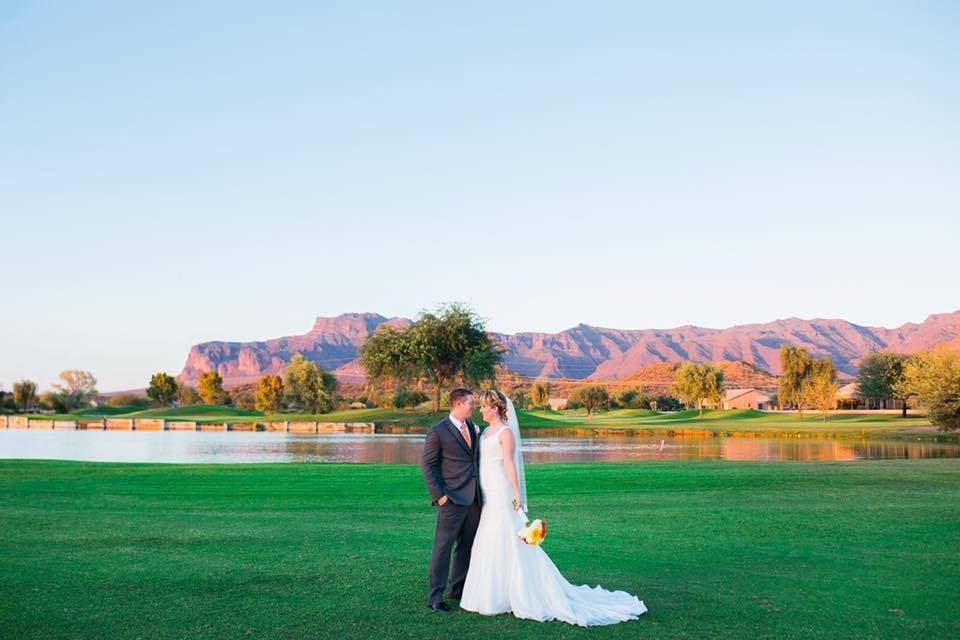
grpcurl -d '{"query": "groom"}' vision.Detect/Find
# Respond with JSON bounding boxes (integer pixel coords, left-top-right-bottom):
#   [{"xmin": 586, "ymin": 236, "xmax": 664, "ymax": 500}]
[{"xmin": 420, "ymin": 388, "xmax": 482, "ymax": 613}]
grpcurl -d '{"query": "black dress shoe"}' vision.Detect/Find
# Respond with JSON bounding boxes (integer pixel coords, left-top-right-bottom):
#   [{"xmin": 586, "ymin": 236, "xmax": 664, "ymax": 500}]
[{"xmin": 428, "ymin": 601, "xmax": 451, "ymax": 613}]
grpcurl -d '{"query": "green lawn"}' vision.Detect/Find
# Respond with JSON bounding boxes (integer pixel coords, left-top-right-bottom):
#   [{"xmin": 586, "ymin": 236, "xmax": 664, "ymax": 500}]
[
  {"xmin": 1, "ymin": 460, "xmax": 957, "ymax": 639},
  {"xmin": 15, "ymin": 405, "xmax": 950, "ymax": 439},
  {"xmin": 516, "ymin": 408, "xmax": 946, "ymax": 438}
]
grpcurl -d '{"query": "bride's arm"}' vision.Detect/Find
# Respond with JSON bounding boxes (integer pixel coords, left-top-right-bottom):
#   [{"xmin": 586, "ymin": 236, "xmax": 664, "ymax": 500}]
[{"xmin": 499, "ymin": 429, "xmax": 522, "ymax": 509}]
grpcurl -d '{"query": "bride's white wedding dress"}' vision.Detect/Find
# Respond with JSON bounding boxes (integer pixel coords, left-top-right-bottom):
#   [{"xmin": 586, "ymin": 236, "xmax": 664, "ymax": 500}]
[{"xmin": 459, "ymin": 408, "xmax": 647, "ymax": 626}]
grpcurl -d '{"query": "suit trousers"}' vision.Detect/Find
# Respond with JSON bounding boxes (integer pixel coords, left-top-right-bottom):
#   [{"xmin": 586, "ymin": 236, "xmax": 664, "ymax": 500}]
[{"xmin": 428, "ymin": 498, "xmax": 482, "ymax": 604}]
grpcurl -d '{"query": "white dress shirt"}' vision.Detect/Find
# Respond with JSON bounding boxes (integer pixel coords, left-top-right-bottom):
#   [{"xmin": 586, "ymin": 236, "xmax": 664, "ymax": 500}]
[{"xmin": 449, "ymin": 413, "xmax": 473, "ymax": 440}]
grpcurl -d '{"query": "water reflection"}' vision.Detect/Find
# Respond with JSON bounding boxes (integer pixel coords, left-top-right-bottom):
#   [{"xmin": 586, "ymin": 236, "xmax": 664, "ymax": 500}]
[{"xmin": 0, "ymin": 430, "xmax": 957, "ymax": 464}]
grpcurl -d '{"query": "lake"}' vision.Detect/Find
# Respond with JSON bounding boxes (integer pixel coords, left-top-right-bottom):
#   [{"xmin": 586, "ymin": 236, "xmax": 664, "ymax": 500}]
[{"xmin": 1, "ymin": 430, "xmax": 958, "ymax": 464}]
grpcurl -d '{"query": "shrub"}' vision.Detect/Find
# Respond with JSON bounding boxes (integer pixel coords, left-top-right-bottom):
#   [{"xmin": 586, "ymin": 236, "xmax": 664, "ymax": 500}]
[
  {"xmin": 393, "ymin": 389, "xmax": 429, "ymax": 409},
  {"xmin": 108, "ymin": 394, "xmax": 150, "ymax": 409}
]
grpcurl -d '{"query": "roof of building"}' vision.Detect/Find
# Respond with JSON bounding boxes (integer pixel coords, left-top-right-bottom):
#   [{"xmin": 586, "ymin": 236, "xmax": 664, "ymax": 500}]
[
  {"xmin": 723, "ymin": 388, "xmax": 770, "ymax": 401},
  {"xmin": 836, "ymin": 382, "xmax": 859, "ymax": 398}
]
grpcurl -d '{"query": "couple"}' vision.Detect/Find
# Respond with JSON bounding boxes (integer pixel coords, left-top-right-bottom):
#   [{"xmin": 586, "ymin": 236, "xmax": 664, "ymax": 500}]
[{"xmin": 420, "ymin": 387, "xmax": 647, "ymax": 626}]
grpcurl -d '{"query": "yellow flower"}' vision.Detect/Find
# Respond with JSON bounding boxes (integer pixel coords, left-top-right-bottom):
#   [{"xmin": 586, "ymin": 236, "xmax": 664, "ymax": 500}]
[{"xmin": 518, "ymin": 518, "xmax": 547, "ymax": 546}]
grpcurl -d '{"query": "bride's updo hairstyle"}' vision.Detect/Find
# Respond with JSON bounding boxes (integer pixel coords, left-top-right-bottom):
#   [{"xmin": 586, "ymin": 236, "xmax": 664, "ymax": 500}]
[{"xmin": 479, "ymin": 389, "xmax": 509, "ymax": 422}]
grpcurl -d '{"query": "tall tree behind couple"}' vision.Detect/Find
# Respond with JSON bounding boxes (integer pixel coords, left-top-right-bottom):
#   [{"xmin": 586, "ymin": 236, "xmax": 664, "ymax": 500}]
[{"xmin": 362, "ymin": 304, "xmax": 646, "ymax": 626}]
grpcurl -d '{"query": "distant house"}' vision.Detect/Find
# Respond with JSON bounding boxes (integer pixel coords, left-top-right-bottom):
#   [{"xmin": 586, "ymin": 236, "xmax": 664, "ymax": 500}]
[
  {"xmin": 721, "ymin": 388, "xmax": 775, "ymax": 411},
  {"xmin": 835, "ymin": 383, "xmax": 861, "ymax": 410},
  {"xmin": 834, "ymin": 382, "xmax": 904, "ymax": 410},
  {"xmin": 548, "ymin": 397, "xmax": 568, "ymax": 411}
]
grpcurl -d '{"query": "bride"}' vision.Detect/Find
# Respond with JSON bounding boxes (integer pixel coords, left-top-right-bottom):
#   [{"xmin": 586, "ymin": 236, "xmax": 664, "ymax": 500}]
[{"xmin": 459, "ymin": 389, "xmax": 647, "ymax": 626}]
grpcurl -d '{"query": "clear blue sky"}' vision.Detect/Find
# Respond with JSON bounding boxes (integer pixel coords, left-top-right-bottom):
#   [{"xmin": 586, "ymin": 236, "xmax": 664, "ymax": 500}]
[{"xmin": 2, "ymin": 1, "xmax": 958, "ymax": 391}]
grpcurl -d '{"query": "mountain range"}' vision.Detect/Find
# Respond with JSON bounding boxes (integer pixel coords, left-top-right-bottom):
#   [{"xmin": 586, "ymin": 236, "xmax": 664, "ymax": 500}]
[{"xmin": 177, "ymin": 309, "xmax": 960, "ymax": 388}]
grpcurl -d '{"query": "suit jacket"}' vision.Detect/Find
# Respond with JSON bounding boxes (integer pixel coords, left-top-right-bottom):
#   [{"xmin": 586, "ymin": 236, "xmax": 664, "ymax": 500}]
[{"xmin": 421, "ymin": 417, "xmax": 482, "ymax": 507}]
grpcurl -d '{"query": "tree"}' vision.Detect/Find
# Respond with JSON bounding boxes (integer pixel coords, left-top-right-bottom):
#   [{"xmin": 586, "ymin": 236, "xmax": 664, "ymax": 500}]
[
  {"xmin": 147, "ymin": 372, "xmax": 179, "ymax": 406},
  {"xmin": 255, "ymin": 375, "xmax": 284, "ymax": 413},
  {"xmin": 779, "ymin": 345, "xmax": 813, "ymax": 418},
  {"xmin": 360, "ymin": 326, "xmax": 418, "ymax": 390},
  {"xmin": 511, "ymin": 389, "xmax": 529, "ymax": 410},
  {"xmin": 531, "ymin": 382, "xmax": 551, "ymax": 409},
  {"xmin": 392, "ymin": 388, "xmax": 429, "ymax": 409},
  {"xmin": 231, "ymin": 388, "xmax": 257, "ymax": 411},
  {"xmin": 857, "ymin": 351, "xmax": 910, "ymax": 417},
  {"xmin": 360, "ymin": 303, "xmax": 504, "ymax": 412},
  {"xmin": 568, "ymin": 385, "xmax": 610, "ymax": 417},
  {"xmin": 198, "ymin": 371, "xmax": 226, "ymax": 405},
  {"xmin": 12, "ymin": 380, "xmax": 37, "ymax": 412},
  {"xmin": 284, "ymin": 354, "xmax": 338, "ymax": 414},
  {"xmin": 805, "ymin": 358, "xmax": 838, "ymax": 421},
  {"xmin": 178, "ymin": 384, "xmax": 201, "ymax": 406},
  {"xmin": 615, "ymin": 389, "xmax": 636, "ymax": 409},
  {"xmin": 52, "ymin": 370, "xmax": 98, "ymax": 410},
  {"xmin": 899, "ymin": 348, "xmax": 960, "ymax": 431},
  {"xmin": 673, "ymin": 363, "xmax": 724, "ymax": 417},
  {"xmin": 0, "ymin": 389, "xmax": 14, "ymax": 413},
  {"xmin": 108, "ymin": 394, "xmax": 150, "ymax": 408},
  {"xmin": 40, "ymin": 390, "xmax": 68, "ymax": 413},
  {"xmin": 654, "ymin": 395, "xmax": 682, "ymax": 412},
  {"xmin": 615, "ymin": 387, "xmax": 647, "ymax": 409}
]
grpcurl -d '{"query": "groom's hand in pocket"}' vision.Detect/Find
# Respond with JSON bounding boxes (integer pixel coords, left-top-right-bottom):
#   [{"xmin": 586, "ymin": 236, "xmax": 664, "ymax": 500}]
[{"xmin": 437, "ymin": 495, "xmax": 449, "ymax": 506}]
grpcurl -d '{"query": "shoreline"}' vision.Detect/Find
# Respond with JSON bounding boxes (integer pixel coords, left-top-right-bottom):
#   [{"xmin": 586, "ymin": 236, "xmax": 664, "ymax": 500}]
[{"xmin": 3, "ymin": 407, "xmax": 956, "ymax": 442}]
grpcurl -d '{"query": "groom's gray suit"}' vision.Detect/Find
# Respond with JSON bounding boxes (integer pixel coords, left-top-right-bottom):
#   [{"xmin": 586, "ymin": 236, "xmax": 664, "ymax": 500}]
[{"xmin": 421, "ymin": 415, "xmax": 483, "ymax": 605}]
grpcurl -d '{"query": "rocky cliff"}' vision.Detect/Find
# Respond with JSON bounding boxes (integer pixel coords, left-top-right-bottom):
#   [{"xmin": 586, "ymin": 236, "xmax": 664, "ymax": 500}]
[{"xmin": 178, "ymin": 310, "xmax": 960, "ymax": 386}]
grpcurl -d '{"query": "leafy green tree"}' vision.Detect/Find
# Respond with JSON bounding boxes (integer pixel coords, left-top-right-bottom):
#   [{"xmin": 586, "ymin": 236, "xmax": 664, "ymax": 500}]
[
  {"xmin": 654, "ymin": 395, "xmax": 682, "ymax": 412},
  {"xmin": 615, "ymin": 389, "xmax": 637, "ymax": 408},
  {"xmin": 637, "ymin": 392, "xmax": 658, "ymax": 410},
  {"xmin": 0, "ymin": 389, "xmax": 14, "ymax": 412},
  {"xmin": 392, "ymin": 388, "xmax": 429, "ymax": 409},
  {"xmin": 178, "ymin": 384, "xmax": 201, "ymax": 406},
  {"xmin": 255, "ymin": 375, "xmax": 284, "ymax": 414},
  {"xmin": 674, "ymin": 363, "xmax": 724, "ymax": 417},
  {"xmin": 511, "ymin": 389, "xmax": 528, "ymax": 410},
  {"xmin": 198, "ymin": 371, "xmax": 226, "ymax": 405},
  {"xmin": 614, "ymin": 387, "xmax": 649, "ymax": 409},
  {"xmin": 857, "ymin": 351, "xmax": 910, "ymax": 417},
  {"xmin": 52, "ymin": 370, "xmax": 98, "ymax": 410},
  {"xmin": 531, "ymin": 382, "xmax": 551, "ymax": 409},
  {"xmin": 231, "ymin": 388, "xmax": 257, "ymax": 411},
  {"xmin": 568, "ymin": 385, "xmax": 610, "ymax": 417},
  {"xmin": 805, "ymin": 358, "xmax": 838, "ymax": 421},
  {"xmin": 360, "ymin": 326, "xmax": 419, "ymax": 388},
  {"xmin": 779, "ymin": 345, "xmax": 813, "ymax": 418},
  {"xmin": 147, "ymin": 372, "xmax": 179, "ymax": 406},
  {"xmin": 12, "ymin": 380, "xmax": 37, "ymax": 412},
  {"xmin": 108, "ymin": 394, "xmax": 150, "ymax": 408},
  {"xmin": 360, "ymin": 303, "xmax": 504, "ymax": 412},
  {"xmin": 40, "ymin": 390, "xmax": 68, "ymax": 413},
  {"xmin": 284, "ymin": 354, "xmax": 338, "ymax": 414},
  {"xmin": 899, "ymin": 348, "xmax": 960, "ymax": 431}
]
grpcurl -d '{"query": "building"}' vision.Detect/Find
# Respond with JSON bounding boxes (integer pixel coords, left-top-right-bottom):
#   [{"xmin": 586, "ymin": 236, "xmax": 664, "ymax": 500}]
[
  {"xmin": 721, "ymin": 388, "xmax": 775, "ymax": 410},
  {"xmin": 834, "ymin": 382, "xmax": 905, "ymax": 410},
  {"xmin": 547, "ymin": 397, "xmax": 568, "ymax": 411},
  {"xmin": 834, "ymin": 383, "xmax": 860, "ymax": 410}
]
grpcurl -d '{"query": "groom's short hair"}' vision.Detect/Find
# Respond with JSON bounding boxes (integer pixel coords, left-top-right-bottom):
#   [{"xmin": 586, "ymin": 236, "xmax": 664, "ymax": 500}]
[{"xmin": 449, "ymin": 388, "xmax": 473, "ymax": 407}]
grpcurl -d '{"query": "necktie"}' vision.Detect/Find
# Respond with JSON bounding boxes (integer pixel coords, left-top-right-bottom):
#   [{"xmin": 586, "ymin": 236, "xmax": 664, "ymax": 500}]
[{"xmin": 459, "ymin": 422, "xmax": 471, "ymax": 447}]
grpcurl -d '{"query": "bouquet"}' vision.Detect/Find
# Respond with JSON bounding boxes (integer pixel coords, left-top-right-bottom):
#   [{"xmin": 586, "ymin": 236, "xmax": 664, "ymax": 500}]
[{"xmin": 514, "ymin": 502, "xmax": 547, "ymax": 546}]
